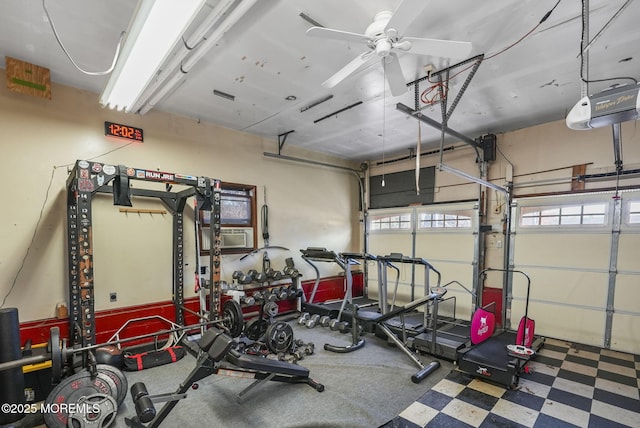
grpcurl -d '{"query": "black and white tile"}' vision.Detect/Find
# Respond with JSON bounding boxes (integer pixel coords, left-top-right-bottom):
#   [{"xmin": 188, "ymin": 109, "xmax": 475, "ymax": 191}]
[{"xmin": 384, "ymin": 338, "xmax": 640, "ymax": 428}]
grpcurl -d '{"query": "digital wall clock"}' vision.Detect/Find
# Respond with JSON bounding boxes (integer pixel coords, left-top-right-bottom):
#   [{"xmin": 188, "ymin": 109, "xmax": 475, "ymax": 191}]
[{"xmin": 104, "ymin": 121, "xmax": 143, "ymax": 142}]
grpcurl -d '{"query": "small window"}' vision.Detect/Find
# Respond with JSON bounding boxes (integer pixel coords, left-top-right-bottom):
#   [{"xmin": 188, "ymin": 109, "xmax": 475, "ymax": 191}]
[
  {"xmin": 370, "ymin": 213, "xmax": 412, "ymax": 231},
  {"xmin": 628, "ymin": 201, "xmax": 640, "ymax": 224},
  {"xmin": 520, "ymin": 203, "xmax": 606, "ymax": 227},
  {"xmin": 418, "ymin": 211, "xmax": 472, "ymax": 229}
]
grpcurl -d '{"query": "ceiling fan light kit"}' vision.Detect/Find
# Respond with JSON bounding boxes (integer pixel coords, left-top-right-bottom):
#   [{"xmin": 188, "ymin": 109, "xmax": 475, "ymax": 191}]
[{"xmin": 306, "ymin": 0, "xmax": 472, "ymax": 96}]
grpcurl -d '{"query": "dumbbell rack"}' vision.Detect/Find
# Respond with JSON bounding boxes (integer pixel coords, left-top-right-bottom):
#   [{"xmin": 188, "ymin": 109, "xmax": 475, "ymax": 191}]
[{"xmin": 221, "ymin": 267, "xmax": 303, "ymax": 329}]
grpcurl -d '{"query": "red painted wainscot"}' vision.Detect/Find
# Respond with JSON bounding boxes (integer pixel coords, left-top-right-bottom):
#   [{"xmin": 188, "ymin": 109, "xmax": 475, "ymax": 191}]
[{"xmin": 18, "ymin": 273, "xmax": 363, "ymax": 346}]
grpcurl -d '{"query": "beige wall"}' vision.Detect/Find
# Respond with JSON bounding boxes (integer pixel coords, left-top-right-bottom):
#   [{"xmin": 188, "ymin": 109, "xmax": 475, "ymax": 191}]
[{"xmin": 0, "ymin": 69, "xmax": 360, "ymax": 322}]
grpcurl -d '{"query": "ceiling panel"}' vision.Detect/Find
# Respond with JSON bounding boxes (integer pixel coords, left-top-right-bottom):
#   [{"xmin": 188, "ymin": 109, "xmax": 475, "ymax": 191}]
[{"xmin": 0, "ymin": 0, "xmax": 638, "ymax": 162}]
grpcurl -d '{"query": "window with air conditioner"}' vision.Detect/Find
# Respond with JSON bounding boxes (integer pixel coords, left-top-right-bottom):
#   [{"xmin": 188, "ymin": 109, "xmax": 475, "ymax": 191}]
[{"xmin": 199, "ymin": 182, "xmax": 257, "ymax": 254}]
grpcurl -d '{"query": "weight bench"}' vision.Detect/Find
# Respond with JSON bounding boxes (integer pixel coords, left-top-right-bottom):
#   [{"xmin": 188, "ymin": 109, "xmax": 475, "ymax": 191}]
[
  {"xmin": 125, "ymin": 327, "xmax": 323, "ymax": 428},
  {"xmin": 324, "ymin": 292, "xmax": 441, "ymax": 384}
]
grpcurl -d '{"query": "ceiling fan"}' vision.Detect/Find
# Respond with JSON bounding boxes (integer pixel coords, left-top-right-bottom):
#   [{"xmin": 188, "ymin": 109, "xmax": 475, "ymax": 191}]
[{"xmin": 306, "ymin": 0, "xmax": 472, "ymax": 96}]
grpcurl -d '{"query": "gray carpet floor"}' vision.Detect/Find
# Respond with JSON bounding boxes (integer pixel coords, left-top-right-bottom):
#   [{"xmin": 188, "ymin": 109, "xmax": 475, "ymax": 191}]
[{"xmin": 114, "ymin": 321, "xmax": 454, "ymax": 428}]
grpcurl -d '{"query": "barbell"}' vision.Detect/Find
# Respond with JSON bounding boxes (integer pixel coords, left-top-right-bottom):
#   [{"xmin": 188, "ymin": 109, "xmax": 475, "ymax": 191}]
[{"xmin": 0, "ymin": 299, "xmax": 245, "ymax": 384}]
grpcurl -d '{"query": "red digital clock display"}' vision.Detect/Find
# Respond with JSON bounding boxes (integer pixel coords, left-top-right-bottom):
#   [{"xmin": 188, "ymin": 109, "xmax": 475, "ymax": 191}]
[{"xmin": 104, "ymin": 121, "xmax": 143, "ymax": 142}]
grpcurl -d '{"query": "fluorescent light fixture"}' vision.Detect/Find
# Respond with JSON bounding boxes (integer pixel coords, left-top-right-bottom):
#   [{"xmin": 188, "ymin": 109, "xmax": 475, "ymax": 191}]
[
  {"xmin": 99, "ymin": 0, "xmax": 206, "ymax": 112},
  {"xmin": 438, "ymin": 163, "xmax": 509, "ymax": 194}
]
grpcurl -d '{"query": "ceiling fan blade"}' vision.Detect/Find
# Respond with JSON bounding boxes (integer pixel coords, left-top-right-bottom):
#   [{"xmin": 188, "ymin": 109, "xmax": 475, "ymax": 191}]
[
  {"xmin": 383, "ymin": 53, "xmax": 407, "ymax": 97},
  {"xmin": 385, "ymin": 0, "xmax": 429, "ymax": 35},
  {"xmin": 306, "ymin": 26, "xmax": 371, "ymax": 44},
  {"xmin": 403, "ymin": 37, "xmax": 472, "ymax": 59},
  {"xmin": 322, "ymin": 51, "xmax": 375, "ymax": 89}
]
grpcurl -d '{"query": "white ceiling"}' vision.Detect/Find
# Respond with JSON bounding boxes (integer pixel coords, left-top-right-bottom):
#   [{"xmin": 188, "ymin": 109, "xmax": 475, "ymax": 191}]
[{"xmin": 1, "ymin": 0, "xmax": 638, "ymax": 162}]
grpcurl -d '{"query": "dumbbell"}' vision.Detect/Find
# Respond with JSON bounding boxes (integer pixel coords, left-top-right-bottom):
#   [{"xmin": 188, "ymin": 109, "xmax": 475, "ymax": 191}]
[
  {"xmin": 254, "ymin": 272, "xmax": 268, "ymax": 284},
  {"xmin": 241, "ymin": 295, "xmax": 256, "ymax": 306},
  {"xmin": 297, "ymin": 313, "xmax": 320, "ymax": 328},
  {"xmin": 302, "ymin": 342, "xmax": 316, "ymax": 355},
  {"xmin": 262, "ymin": 289, "xmax": 277, "ymax": 302},
  {"xmin": 266, "ymin": 269, "xmax": 283, "ymax": 281},
  {"xmin": 232, "ymin": 270, "xmax": 243, "ymax": 281},
  {"xmin": 238, "ymin": 274, "xmax": 253, "ymax": 285},
  {"xmin": 286, "ymin": 285, "xmax": 297, "ymax": 298},
  {"xmin": 297, "ymin": 313, "xmax": 310, "ymax": 325},
  {"xmin": 247, "ymin": 269, "xmax": 258, "ymax": 280},
  {"xmin": 275, "ymin": 287, "xmax": 288, "ymax": 300},
  {"xmin": 319, "ymin": 315, "xmax": 331, "ymax": 327},
  {"xmin": 252, "ymin": 291, "xmax": 263, "ymax": 301},
  {"xmin": 329, "ymin": 319, "xmax": 348, "ymax": 332},
  {"xmin": 305, "ymin": 314, "xmax": 321, "ymax": 328}
]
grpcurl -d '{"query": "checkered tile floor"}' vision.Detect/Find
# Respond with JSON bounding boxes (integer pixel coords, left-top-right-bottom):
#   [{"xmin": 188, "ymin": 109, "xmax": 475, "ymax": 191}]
[{"xmin": 383, "ymin": 338, "xmax": 640, "ymax": 428}]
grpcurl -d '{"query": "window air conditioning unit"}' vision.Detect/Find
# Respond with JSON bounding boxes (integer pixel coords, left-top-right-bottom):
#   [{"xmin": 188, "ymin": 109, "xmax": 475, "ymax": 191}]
[
  {"xmin": 566, "ymin": 83, "xmax": 640, "ymax": 130},
  {"xmin": 220, "ymin": 228, "xmax": 250, "ymax": 249},
  {"xmin": 201, "ymin": 227, "xmax": 253, "ymax": 250}
]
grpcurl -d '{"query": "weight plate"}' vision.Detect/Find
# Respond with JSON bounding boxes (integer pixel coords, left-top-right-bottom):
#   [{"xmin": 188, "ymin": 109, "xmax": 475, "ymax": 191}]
[
  {"xmin": 263, "ymin": 301, "xmax": 279, "ymax": 318},
  {"xmin": 265, "ymin": 322, "xmax": 294, "ymax": 354},
  {"xmin": 44, "ymin": 370, "xmax": 118, "ymax": 428},
  {"xmin": 244, "ymin": 317, "xmax": 269, "ymax": 341},
  {"xmin": 67, "ymin": 393, "xmax": 118, "ymax": 428},
  {"xmin": 222, "ymin": 299, "xmax": 244, "ymax": 338},
  {"xmin": 95, "ymin": 364, "xmax": 128, "ymax": 406},
  {"xmin": 50, "ymin": 326, "xmax": 63, "ymax": 384}
]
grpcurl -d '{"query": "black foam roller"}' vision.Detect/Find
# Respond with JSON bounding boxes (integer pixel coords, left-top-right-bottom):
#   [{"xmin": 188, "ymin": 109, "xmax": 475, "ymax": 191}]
[{"xmin": 0, "ymin": 308, "xmax": 25, "ymax": 424}]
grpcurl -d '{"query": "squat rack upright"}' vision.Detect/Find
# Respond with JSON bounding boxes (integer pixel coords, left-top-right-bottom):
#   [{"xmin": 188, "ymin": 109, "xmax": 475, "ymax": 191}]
[{"xmin": 66, "ymin": 160, "xmax": 222, "ymax": 353}]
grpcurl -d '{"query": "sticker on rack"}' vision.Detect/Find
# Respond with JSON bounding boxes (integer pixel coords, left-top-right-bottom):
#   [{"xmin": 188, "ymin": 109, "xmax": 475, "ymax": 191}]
[
  {"xmin": 175, "ymin": 173, "xmax": 197, "ymax": 181},
  {"xmin": 103, "ymin": 164, "xmax": 116, "ymax": 175},
  {"xmin": 96, "ymin": 175, "xmax": 105, "ymax": 186},
  {"xmin": 136, "ymin": 170, "xmax": 145, "ymax": 179},
  {"xmin": 78, "ymin": 179, "xmax": 94, "ymax": 192},
  {"xmin": 91, "ymin": 163, "xmax": 102, "ymax": 173},
  {"xmin": 126, "ymin": 168, "xmax": 135, "ymax": 177},
  {"xmin": 78, "ymin": 160, "xmax": 90, "ymax": 169},
  {"xmin": 79, "ymin": 169, "xmax": 89, "ymax": 179},
  {"xmin": 145, "ymin": 170, "xmax": 174, "ymax": 181}
]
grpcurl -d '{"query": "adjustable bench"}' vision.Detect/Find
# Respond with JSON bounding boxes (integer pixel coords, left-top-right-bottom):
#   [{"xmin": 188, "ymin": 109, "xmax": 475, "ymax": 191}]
[{"xmin": 126, "ymin": 327, "xmax": 323, "ymax": 428}]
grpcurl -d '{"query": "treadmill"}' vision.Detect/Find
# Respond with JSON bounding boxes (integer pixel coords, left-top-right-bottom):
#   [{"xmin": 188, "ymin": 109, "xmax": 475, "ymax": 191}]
[
  {"xmin": 299, "ymin": 247, "xmax": 367, "ymax": 319},
  {"xmin": 410, "ymin": 280, "xmax": 475, "ymax": 361},
  {"xmin": 456, "ymin": 268, "xmax": 545, "ymax": 388},
  {"xmin": 375, "ymin": 254, "xmax": 441, "ymax": 338}
]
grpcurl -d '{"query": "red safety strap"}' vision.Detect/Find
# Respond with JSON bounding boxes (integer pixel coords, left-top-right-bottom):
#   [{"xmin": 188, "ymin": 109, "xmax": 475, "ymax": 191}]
[
  {"xmin": 135, "ymin": 354, "xmax": 144, "ymax": 371},
  {"xmin": 167, "ymin": 347, "xmax": 177, "ymax": 362}
]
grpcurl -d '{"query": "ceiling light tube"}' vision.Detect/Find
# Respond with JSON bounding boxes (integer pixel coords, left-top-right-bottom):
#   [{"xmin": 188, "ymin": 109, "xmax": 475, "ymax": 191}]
[
  {"xmin": 438, "ymin": 163, "xmax": 509, "ymax": 194},
  {"xmin": 128, "ymin": 0, "xmax": 238, "ymax": 113},
  {"xmin": 99, "ymin": 0, "xmax": 206, "ymax": 112},
  {"xmin": 138, "ymin": 0, "xmax": 258, "ymax": 115}
]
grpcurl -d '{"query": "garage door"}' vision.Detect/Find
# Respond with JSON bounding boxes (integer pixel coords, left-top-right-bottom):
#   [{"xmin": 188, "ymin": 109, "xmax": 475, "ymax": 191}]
[
  {"xmin": 511, "ymin": 190, "xmax": 640, "ymax": 354},
  {"xmin": 367, "ymin": 202, "xmax": 478, "ymax": 319}
]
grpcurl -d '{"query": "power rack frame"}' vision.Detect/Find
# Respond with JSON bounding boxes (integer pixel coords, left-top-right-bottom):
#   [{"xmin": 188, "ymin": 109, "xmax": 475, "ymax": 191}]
[{"xmin": 65, "ymin": 160, "xmax": 222, "ymax": 354}]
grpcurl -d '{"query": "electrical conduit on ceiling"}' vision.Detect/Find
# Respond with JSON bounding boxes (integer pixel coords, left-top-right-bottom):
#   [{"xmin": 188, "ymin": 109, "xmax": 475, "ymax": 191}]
[{"xmin": 134, "ymin": 0, "xmax": 258, "ymax": 114}]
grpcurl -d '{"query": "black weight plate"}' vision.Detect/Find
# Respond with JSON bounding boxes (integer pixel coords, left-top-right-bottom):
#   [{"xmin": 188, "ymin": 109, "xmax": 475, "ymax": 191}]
[
  {"xmin": 244, "ymin": 318, "xmax": 269, "ymax": 341},
  {"xmin": 265, "ymin": 321, "xmax": 294, "ymax": 354},
  {"xmin": 44, "ymin": 370, "xmax": 118, "ymax": 428},
  {"xmin": 67, "ymin": 393, "xmax": 118, "ymax": 428},
  {"xmin": 95, "ymin": 364, "xmax": 128, "ymax": 406},
  {"xmin": 222, "ymin": 299, "xmax": 244, "ymax": 338},
  {"xmin": 49, "ymin": 326, "xmax": 62, "ymax": 384}
]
